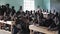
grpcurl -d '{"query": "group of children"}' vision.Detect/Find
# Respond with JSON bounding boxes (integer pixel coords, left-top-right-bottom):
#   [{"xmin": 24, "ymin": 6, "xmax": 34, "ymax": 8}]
[{"xmin": 0, "ymin": 4, "xmax": 60, "ymax": 34}]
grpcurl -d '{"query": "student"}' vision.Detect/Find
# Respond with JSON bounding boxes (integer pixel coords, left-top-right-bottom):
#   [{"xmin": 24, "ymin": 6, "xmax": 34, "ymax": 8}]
[
  {"xmin": 11, "ymin": 6, "xmax": 16, "ymax": 16},
  {"xmin": 12, "ymin": 25, "xmax": 20, "ymax": 34},
  {"xmin": 4, "ymin": 4, "xmax": 11, "ymax": 20},
  {"xmin": 38, "ymin": 10, "xmax": 43, "ymax": 19},
  {"xmin": 58, "ymin": 14, "xmax": 60, "ymax": 34},
  {"xmin": 1, "ymin": 5, "xmax": 6, "ymax": 15},
  {"xmin": 16, "ymin": 6, "xmax": 23, "ymax": 17},
  {"xmin": 0, "ymin": 5, "xmax": 7, "ymax": 20},
  {"xmin": 47, "ymin": 12, "xmax": 59, "ymax": 30},
  {"xmin": 0, "ymin": 6, "xmax": 3, "ymax": 20},
  {"xmin": 5, "ymin": 4, "xmax": 11, "ymax": 16}
]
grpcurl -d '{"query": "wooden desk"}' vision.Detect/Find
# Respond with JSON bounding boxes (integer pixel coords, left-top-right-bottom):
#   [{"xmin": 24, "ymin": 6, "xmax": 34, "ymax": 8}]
[
  {"xmin": 0, "ymin": 29, "xmax": 11, "ymax": 34},
  {"xmin": 29, "ymin": 25, "xmax": 58, "ymax": 34},
  {"xmin": 6, "ymin": 21, "xmax": 15, "ymax": 34},
  {"xmin": 0, "ymin": 20, "xmax": 15, "ymax": 34}
]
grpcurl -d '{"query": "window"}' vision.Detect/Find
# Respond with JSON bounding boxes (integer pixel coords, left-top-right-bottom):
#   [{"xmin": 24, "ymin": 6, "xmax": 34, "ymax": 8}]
[{"xmin": 24, "ymin": 0, "xmax": 35, "ymax": 11}]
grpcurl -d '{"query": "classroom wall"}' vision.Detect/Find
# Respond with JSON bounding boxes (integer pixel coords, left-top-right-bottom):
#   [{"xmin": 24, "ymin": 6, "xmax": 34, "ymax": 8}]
[
  {"xmin": 0, "ymin": 0, "xmax": 23, "ymax": 11},
  {"xmin": 43, "ymin": 0, "xmax": 50, "ymax": 10},
  {"xmin": 35, "ymin": 0, "xmax": 50, "ymax": 10},
  {"xmin": 50, "ymin": 0, "xmax": 60, "ymax": 12},
  {"xmin": 0, "ymin": 0, "xmax": 50, "ymax": 11},
  {"xmin": 35, "ymin": 0, "xmax": 43, "ymax": 9}
]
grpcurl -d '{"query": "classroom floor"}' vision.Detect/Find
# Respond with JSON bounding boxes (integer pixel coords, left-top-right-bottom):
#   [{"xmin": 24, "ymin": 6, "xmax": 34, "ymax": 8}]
[{"xmin": 0, "ymin": 29, "xmax": 11, "ymax": 34}]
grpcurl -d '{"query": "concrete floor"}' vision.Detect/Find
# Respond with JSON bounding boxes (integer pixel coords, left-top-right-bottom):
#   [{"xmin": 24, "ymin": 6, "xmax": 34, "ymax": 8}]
[{"xmin": 0, "ymin": 29, "xmax": 11, "ymax": 34}]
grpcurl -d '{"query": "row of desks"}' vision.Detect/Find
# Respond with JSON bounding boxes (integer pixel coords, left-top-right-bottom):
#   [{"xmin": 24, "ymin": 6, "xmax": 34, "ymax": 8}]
[
  {"xmin": 29, "ymin": 25, "xmax": 58, "ymax": 34},
  {"xmin": 0, "ymin": 20, "xmax": 15, "ymax": 34},
  {"xmin": 0, "ymin": 20, "xmax": 14, "ymax": 25}
]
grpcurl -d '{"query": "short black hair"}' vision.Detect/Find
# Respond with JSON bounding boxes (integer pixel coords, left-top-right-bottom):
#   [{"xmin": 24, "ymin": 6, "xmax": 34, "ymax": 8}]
[
  {"xmin": 12, "ymin": 6, "xmax": 14, "ymax": 8},
  {"xmin": 6, "ymin": 4, "xmax": 9, "ymax": 6}
]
